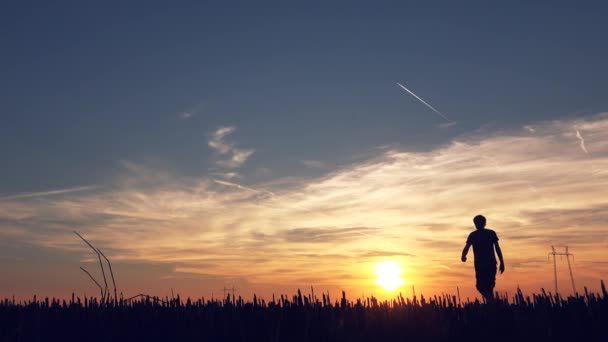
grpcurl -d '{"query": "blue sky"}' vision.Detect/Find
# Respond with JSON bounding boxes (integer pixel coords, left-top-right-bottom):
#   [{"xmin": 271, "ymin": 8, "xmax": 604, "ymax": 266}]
[
  {"xmin": 2, "ymin": 1, "xmax": 607, "ymax": 192},
  {"xmin": 1, "ymin": 2, "xmax": 608, "ymax": 299}
]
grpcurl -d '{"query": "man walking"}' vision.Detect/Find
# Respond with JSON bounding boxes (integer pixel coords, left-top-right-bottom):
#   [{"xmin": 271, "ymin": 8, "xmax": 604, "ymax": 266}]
[{"xmin": 461, "ymin": 215, "xmax": 505, "ymax": 302}]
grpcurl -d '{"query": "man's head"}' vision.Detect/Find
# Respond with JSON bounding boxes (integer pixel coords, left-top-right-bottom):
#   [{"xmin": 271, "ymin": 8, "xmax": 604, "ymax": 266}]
[{"xmin": 473, "ymin": 215, "xmax": 486, "ymax": 230}]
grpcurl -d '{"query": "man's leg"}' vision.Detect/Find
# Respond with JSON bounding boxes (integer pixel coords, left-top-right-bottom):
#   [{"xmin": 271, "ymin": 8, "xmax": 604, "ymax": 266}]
[{"xmin": 475, "ymin": 265, "xmax": 497, "ymax": 302}]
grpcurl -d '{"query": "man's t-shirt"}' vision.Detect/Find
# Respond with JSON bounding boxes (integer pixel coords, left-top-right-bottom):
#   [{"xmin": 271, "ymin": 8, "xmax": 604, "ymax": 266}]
[{"xmin": 466, "ymin": 228, "xmax": 499, "ymax": 268}]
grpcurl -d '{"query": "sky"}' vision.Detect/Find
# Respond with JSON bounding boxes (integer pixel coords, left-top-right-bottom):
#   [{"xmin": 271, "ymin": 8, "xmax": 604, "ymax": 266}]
[{"xmin": 1, "ymin": 1, "xmax": 607, "ymax": 301}]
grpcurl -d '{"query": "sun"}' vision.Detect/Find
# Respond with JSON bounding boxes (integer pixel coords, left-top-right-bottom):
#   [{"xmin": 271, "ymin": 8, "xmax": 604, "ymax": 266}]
[{"xmin": 375, "ymin": 261, "xmax": 405, "ymax": 291}]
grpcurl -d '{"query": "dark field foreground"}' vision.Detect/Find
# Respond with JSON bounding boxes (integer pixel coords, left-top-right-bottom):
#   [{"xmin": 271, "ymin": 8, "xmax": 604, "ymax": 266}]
[{"xmin": 1, "ymin": 287, "xmax": 607, "ymax": 342}]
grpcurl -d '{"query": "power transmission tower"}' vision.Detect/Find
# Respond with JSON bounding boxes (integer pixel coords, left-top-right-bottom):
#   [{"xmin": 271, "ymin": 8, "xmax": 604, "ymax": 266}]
[
  {"xmin": 564, "ymin": 246, "xmax": 576, "ymax": 294},
  {"xmin": 549, "ymin": 246, "xmax": 558, "ymax": 294},
  {"xmin": 548, "ymin": 245, "xmax": 576, "ymax": 295}
]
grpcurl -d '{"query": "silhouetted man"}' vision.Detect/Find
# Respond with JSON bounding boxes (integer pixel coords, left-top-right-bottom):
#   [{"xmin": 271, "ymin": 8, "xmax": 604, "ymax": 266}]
[{"xmin": 461, "ymin": 215, "xmax": 505, "ymax": 302}]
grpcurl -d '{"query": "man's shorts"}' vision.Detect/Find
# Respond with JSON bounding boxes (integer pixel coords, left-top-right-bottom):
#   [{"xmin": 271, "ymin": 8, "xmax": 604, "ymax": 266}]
[{"xmin": 475, "ymin": 264, "xmax": 497, "ymax": 295}]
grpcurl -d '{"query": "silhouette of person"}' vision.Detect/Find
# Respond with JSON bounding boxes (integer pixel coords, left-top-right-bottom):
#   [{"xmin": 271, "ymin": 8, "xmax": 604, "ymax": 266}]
[{"xmin": 461, "ymin": 215, "xmax": 505, "ymax": 302}]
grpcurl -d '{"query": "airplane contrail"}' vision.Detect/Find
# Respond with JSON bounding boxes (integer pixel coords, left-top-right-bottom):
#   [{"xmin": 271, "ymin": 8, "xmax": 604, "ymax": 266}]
[
  {"xmin": 0, "ymin": 185, "xmax": 98, "ymax": 201},
  {"xmin": 396, "ymin": 82, "xmax": 451, "ymax": 123},
  {"xmin": 213, "ymin": 179, "xmax": 275, "ymax": 196}
]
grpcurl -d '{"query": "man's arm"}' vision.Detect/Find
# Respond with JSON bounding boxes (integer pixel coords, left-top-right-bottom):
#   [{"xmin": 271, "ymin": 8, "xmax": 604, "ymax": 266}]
[
  {"xmin": 495, "ymin": 241, "xmax": 505, "ymax": 273},
  {"xmin": 461, "ymin": 242, "xmax": 471, "ymax": 262}
]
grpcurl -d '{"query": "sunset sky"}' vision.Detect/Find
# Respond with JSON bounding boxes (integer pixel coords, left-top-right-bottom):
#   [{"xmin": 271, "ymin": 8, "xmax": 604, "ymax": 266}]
[{"xmin": 1, "ymin": 2, "xmax": 607, "ymax": 301}]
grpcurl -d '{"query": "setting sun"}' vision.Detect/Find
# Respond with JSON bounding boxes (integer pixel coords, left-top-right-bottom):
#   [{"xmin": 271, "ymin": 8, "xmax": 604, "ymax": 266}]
[{"xmin": 375, "ymin": 261, "xmax": 405, "ymax": 291}]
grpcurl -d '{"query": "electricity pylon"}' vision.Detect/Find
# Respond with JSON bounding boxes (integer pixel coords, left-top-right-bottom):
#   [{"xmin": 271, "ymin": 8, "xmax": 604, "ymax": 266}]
[{"xmin": 548, "ymin": 245, "xmax": 576, "ymax": 295}]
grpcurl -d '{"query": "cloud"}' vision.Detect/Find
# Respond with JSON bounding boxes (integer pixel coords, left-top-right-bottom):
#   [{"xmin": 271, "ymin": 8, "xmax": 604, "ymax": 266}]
[
  {"xmin": 438, "ymin": 121, "xmax": 457, "ymax": 129},
  {"xmin": 208, "ymin": 126, "xmax": 255, "ymax": 168},
  {"xmin": 217, "ymin": 148, "xmax": 255, "ymax": 169},
  {"xmin": 176, "ymin": 103, "xmax": 204, "ymax": 120},
  {"xmin": 208, "ymin": 126, "xmax": 236, "ymax": 154},
  {"xmin": 216, "ymin": 172, "xmax": 240, "ymax": 180},
  {"xmin": 282, "ymin": 227, "xmax": 380, "ymax": 243},
  {"xmin": 357, "ymin": 250, "xmax": 415, "ymax": 258},
  {"xmin": 2, "ymin": 113, "xmax": 608, "ymax": 298},
  {"xmin": 576, "ymin": 129, "xmax": 589, "ymax": 154}
]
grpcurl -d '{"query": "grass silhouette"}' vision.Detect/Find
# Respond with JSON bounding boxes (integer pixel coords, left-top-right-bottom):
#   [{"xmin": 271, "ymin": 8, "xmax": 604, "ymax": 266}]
[{"xmin": 1, "ymin": 284, "xmax": 606, "ymax": 341}]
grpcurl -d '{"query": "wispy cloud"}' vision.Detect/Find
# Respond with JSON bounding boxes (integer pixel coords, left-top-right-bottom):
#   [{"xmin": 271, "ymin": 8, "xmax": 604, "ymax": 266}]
[
  {"xmin": 208, "ymin": 126, "xmax": 236, "ymax": 154},
  {"xmin": 438, "ymin": 121, "xmax": 457, "ymax": 129},
  {"xmin": 576, "ymin": 129, "xmax": 589, "ymax": 154},
  {"xmin": 215, "ymin": 172, "xmax": 240, "ymax": 180},
  {"xmin": 179, "ymin": 112, "xmax": 193, "ymax": 119},
  {"xmin": 282, "ymin": 227, "xmax": 380, "ymax": 243},
  {"xmin": 2, "ymin": 113, "xmax": 608, "ymax": 298},
  {"xmin": 217, "ymin": 148, "xmax": 255, "ymax": 168},
  {"xmin": 208, "ymin": 126, "xmax": 255, "ymax": 168},
  {"xmin": 176, "ymin": 102, "xmax": 204, "ymax": 120}
]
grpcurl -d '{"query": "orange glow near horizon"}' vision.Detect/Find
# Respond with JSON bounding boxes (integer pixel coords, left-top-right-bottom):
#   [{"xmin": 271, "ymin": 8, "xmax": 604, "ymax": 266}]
[{"xmin": 1, "ymin": 114, "xmax": 608, "ymax": 301}]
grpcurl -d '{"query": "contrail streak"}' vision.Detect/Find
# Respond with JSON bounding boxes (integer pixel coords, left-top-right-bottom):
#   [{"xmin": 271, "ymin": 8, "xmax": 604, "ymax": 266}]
[
  {"xmin": 213, "ymin": 179, "xmax": 275, "ymax": 196},
  {"xmin": 0, "ymin": 185, "xmax": 98, "ymax": 201},
  {"xmin": 576, "ymin": 129, "xmax": 589, "ymax": 154},
  {"xmin": 396, "ymin": 82, "xmax": 451, "ymax": 123}
]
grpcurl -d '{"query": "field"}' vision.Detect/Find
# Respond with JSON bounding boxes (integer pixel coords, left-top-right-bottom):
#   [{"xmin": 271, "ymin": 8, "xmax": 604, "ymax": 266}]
[{"xmin": 1, "ymin": 285, "xmax": 607, "ymax": 342}]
